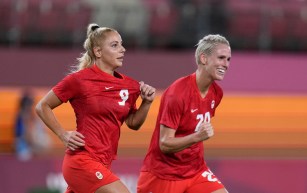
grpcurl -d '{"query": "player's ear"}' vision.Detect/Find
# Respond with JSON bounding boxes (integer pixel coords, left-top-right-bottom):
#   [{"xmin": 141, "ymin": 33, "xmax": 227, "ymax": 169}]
[
  {"xmin": 93, "ymin": 46, "xmax": 102, "ymax": 58},
  {"xmin": 200, "ymin": 53, "xmax": 207, "ymax": 65}
]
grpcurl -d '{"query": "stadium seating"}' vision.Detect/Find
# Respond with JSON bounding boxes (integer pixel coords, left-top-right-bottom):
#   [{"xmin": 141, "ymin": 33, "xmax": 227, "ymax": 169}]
[
  {"xmin": 0, "ymin": 0, "xmax": 92, "ymax": 46},
  {"xmin": 1, "ymin": 0, "xmax": 307, "ymax": 50},
  {"xmin": 225, "ymin": 0, "xmax": 307, "ymax": 50},
  {"xmin": 225, "ymin": 0, "xmax": 262, "ymax": 49},
  {"xmin": 143, "ymin": 0, "xmax": 179, "ymax": 47},
  {"xmin": 0, "ymin": 0, "xmax": 12, "ymax": 43}
]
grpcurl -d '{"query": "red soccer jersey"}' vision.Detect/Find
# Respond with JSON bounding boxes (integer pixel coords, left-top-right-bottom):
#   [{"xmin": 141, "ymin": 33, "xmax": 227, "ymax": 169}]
[
  {"xmin": 141, "ymin": 72, "xmax": 223, "ymax": 180},
  {"xmin": 53, "ymin": 65, "xmax": 140, "ymax": 166}
]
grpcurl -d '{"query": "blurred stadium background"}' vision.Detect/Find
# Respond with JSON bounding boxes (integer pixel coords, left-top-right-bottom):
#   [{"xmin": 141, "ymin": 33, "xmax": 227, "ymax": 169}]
[{"xmin": 0, "ymin": 0, "xmax": 307, "ymax": 192}]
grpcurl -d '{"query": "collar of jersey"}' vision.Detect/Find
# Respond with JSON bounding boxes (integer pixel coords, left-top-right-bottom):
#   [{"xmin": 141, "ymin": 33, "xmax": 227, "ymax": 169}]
[{"xmin": 92, "ymin": 64, "xmax": 124, "ymax": 79}]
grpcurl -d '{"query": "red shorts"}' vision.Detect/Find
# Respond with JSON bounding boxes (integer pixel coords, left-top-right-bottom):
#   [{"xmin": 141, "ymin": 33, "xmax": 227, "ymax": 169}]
[
  {"xmin": 62, "ymin": 153, "xmax": 119, "ymax": 193},
  {"xmin": 137, "ymin": 169, "xmax": 225, "ymax": 193}
]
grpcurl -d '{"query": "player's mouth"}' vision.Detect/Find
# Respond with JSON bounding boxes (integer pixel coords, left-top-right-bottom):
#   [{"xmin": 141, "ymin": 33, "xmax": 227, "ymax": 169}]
[
  {"xmin": 217, "ymin": 68, "xmax": 226, "ymax": 75},
  {"xmin": 117, "ymin": 56, "xmax": 124, "ymax": 61}
]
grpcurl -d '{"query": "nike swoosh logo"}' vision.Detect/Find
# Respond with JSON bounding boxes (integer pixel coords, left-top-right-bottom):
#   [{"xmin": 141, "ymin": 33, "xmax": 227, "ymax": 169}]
[
  {"xmin": 191, "ymin": 109, "xmax": 198, "ymax": 113},
  {"xmin": 105, "ymin": 86, "xmax": 114, "ymax": 90}
]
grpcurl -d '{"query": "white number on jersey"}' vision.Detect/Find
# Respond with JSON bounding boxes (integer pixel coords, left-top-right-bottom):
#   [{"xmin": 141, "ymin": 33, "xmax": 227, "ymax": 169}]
[
  {"xmin": 118, "ymin": 89, "xmax": 129, "ymax": 106},
  {"xmin": 202, "ymin": 170, "xmax": 218, "ymax": 182},
  {"xmin": 194, "ymin": 112, "xmax": 210, "ymax": 132}
]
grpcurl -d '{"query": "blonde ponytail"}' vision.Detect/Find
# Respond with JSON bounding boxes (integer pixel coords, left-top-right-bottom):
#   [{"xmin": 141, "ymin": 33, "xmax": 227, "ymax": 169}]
[{"xmin": 71, "ymin": 23, "xmax": 116, "ymax": 73}]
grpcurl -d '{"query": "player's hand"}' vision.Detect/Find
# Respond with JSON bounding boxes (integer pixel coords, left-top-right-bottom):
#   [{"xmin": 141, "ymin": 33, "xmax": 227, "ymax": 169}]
[
  {"xmin": 195, "ymin": 122, "xmax": 214, "ymax": 141},
  {"xmin": 139, "ymin": 81, "xmax": 156, "ymax": 103},
  {"xmin": 60, "ymin": 131, "xmax": 85, "ymax": 151}
]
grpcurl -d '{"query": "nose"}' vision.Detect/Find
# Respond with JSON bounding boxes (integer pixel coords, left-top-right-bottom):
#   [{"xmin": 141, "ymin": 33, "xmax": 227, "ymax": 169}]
[
  {"xmin": 121, "ymin": 45, "xmax": 126, "ymax": 53},
  {"xmin": 224, "ymin": 58, "xmax": 230, "ymax": 68},
  {"xmin": 225, "ymin": 60, "xmax": 230, "ymax": 67}
]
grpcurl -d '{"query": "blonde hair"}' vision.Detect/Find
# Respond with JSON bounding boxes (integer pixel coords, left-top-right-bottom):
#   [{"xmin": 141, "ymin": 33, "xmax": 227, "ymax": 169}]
[
  {"xmin": 71, "ymin": 23, "xmax": 117, "ymax": 72},
  {"xmin": 195, "ymin": 34, "xmax": 230, "ymax": 65}
]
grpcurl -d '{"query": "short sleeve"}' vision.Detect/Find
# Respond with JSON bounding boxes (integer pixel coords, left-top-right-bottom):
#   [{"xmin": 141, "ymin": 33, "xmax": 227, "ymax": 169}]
[
  {"xmin": 52, "ymin": 74, "xmax": 80, "ymax": 103},
  {"xmin": 159, "ymin": 91, "xmax": 183, "ymax": 130},
  {"xmin": 211, "ymin": 82, "xmax": 224, "ymax": 116}
]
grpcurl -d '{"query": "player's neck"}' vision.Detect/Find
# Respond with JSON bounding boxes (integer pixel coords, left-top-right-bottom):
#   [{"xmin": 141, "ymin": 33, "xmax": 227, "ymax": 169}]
[
  {"xmin": 195, "ymin": 70, "xmax": 212, "ymax": 97},
  {"xmin": 95, "ymin": 63, "xmax": 115, "ymax": 76}
]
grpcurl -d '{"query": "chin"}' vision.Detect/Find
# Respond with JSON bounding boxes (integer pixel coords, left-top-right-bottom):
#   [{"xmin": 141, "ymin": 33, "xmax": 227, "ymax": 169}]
[{"xmin": 215, "ymin": 76, "xmax": 224, "ymax": 81}]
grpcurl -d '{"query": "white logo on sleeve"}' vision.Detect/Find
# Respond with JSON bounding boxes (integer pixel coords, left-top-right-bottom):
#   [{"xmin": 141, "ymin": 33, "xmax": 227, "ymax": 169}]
[
  {"xmin": 105, "ymin": 86, "xmax": 114, "ymax": 90},
  {"xmin": 95, "ymin": 171, "xmax": 103, "ymax": 180}
]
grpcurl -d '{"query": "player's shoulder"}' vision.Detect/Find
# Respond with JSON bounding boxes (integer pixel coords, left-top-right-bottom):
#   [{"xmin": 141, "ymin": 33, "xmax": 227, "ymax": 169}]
[
  {"xmin": 59, "ymin": 69, "xmax": 91, "ymax": 87},
  {"xmin": 211, "ymin": 81, "xmax": 223, "ymax": 98},
  {"xmin": 175, "ymin": 74, "xmax": 191, "ymax": 84},
  {"xmin": 70, "ymin": 67, "xmax": 93, "ymax": 78},
  {"xmin": 164, "ymin": 74, "xmax": 191, "ymax": 97},
  {"xmin": 169, "ymin": 74, "xmax": 191, "ymax": 89}
]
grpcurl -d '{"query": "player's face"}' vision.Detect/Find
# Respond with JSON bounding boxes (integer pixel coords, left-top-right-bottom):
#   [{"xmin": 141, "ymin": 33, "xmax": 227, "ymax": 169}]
[
  {"xmin": 205, "ymin": 43, "xmax": 231, "ymax": 81},
  {"xmin": 100, "ymin": 31, "xmax": 126, "ymax": 70}
]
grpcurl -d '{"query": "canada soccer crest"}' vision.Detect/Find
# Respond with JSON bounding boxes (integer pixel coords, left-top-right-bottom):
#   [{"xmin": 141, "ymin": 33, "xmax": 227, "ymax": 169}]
[{"xmin": 211, "ymin": 100, "xmax": 215, "ymax": 109}]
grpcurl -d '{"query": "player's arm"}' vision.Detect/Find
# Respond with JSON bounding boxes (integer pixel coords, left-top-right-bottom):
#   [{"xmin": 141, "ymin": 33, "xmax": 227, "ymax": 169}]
[
  {"xmin": 35, "ymin": 90, "xmax": 85, "ymax": 150},
  {"xmin": 125, "ymin": 82, "xmax": 156, "ymax": 130},
  {"xmin": 159, "ymin": 122, "xmax": 214, "ymax": 154}
]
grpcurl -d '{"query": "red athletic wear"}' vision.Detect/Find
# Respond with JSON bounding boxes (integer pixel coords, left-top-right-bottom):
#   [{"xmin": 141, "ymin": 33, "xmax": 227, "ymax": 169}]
[
  {"xmin": 53, "ymin": 65, "xmax": 140, "ymax": 192},
  {"xmin": 137, "ymin": 169, "xmax": 224, "ymax": 193},
  {"xmin": 53, "ymin": 64, "xmax": 140, "ymax": 166},
  {"xmin": 63, "ymin": 153, "xmax": 119, "ymax": 193},
  {"xmin": 138, "ymin": 72, "xmax": 224, "ymax": 192}
]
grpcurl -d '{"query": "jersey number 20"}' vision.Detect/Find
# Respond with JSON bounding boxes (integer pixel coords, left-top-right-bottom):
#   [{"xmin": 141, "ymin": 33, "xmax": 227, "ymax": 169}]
[{"xmin": 194, "ymin": 112, "xmax": 210, "ymax": 132}]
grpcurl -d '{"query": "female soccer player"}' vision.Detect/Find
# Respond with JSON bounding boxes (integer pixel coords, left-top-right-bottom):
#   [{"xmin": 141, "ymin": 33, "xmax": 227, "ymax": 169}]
[
  {"xmin": 137, "ymin": 34, "xmax": 231, "ymax": 193},
  {"xmin": 36, "ymin": 23, "xmax": 155, "ymax": 193}
]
